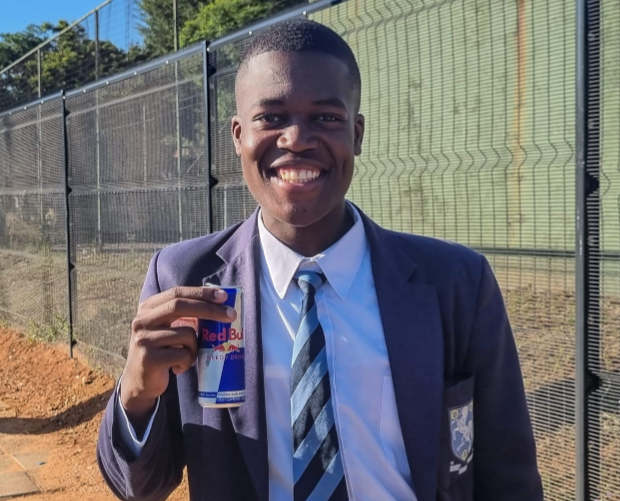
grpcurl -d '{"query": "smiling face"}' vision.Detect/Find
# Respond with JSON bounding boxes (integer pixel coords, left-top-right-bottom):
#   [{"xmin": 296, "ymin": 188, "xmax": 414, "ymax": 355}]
[{"xmin": 232, "ymin": 50, "xmax": 364, "ymax": 233}]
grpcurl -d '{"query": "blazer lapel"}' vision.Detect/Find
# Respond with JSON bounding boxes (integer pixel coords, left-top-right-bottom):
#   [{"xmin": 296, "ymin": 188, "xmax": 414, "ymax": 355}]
[
  {"xmin": 362, "ymin": 212, "xmax": 444, "ymax": 501},
  {"xmin": 203, "ymin": 210, "xmax": 269, "ymax": 501}
]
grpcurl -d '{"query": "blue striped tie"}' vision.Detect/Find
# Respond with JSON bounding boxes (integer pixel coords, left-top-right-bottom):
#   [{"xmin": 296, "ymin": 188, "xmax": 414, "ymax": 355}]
[{"xmin": 291, "ymin": 271, "xmax": 348, "ymax": 501}]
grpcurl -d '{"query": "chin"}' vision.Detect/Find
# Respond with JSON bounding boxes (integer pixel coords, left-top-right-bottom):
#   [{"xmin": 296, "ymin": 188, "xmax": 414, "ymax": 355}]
[
  {"xmin": 268, "ymin": 204, "xmax": 329, "ymax": 229},
  {"xmin": 279, "ymin": 211, "xmax": 325, "ymax": 228}
]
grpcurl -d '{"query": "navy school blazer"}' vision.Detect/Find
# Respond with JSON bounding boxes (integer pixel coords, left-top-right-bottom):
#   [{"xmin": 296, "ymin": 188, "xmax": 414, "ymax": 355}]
[{"xmin": 97, "ymin": 206, "xmax": 543, "ymax": 501}]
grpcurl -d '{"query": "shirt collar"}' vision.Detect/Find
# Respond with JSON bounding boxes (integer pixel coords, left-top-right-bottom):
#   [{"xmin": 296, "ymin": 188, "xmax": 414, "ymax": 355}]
[{"xmin": 257, "ymin": 202, "xmax": 368, "ymax": 300}]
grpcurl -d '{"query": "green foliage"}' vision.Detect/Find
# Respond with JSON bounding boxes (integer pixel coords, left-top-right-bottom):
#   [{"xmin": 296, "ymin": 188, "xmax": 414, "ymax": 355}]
[
  {"xmin": 0, "ymin": 24, "xmax": 49, "ymax": 105},
  {"xmin": 138, "ymin": 0, "xmax": 304, "ymax": 55},
  {"xmin": 26, "ymin": 314, "xmax": 69, "ymax": 343},
  {"xmin": 1, "ymin": 0, "xmax": 308, "ymax": 111},
  {"xmin": 0, "ymin": 24, "xmax": 48, "ymax": 68},
  {"xmin": 180, "ymin": 0, "xmax": 278, "ymax": 46},
  {"xmin": 1, "ymin": 20, "xmax": 143, "ymax": 110},
  {"xmin": 178, "ymin": 0, "xmax": 307, "ymax": 122},
  {"xmin": 138, "ymin": 0, "xmax": 212, "ymax": 57}
]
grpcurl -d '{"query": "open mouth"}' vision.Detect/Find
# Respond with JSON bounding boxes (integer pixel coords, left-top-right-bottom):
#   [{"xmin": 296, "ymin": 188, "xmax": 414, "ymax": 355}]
[{"xmin": 272, "ymin": 168, "xmax": 324, "ymax": 185}]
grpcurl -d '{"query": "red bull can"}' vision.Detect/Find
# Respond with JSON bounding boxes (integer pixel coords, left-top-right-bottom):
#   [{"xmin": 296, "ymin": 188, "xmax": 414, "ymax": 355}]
[{"xmin": 197, "ymin": 282, "xmax": 245, "ymax": 408}]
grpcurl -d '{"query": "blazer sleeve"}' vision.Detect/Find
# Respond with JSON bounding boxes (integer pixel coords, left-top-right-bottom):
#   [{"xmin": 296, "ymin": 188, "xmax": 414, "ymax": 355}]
[
  {"xmin": 96, "ymin": 252, "xmax": 186, "ymax": 501},
  {"xmin": 469, "ymin": 256, "xmax": 543, "ymax": 501}
]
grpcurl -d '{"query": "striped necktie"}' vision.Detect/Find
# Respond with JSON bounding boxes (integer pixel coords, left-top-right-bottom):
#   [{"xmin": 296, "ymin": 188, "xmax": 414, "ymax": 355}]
[{"xmin": 291, "ymin": 271, "xmax": 348, "ymax": 501}]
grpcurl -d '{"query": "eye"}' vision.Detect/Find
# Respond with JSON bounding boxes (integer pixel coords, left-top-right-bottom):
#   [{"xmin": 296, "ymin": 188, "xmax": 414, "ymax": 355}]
[
  {"xmin": 257, "ymin": 113, "xmax": 282, "ymax": 124},
  {"xmin": 315, "ymin": 114, "xmax": 340, "ymax": 123}
]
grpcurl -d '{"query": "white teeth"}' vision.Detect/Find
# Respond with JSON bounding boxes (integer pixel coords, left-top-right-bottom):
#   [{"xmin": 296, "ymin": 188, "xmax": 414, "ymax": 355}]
[{"xmin": 277, "ymin": 169, "xmax": 321, "ymax": 183}]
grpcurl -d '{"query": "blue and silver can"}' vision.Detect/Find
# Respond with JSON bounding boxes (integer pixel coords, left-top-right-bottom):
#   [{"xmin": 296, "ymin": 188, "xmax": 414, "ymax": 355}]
[{"xmin": 197, "ymin": 282, "xmax": 245, "ymax": 408}]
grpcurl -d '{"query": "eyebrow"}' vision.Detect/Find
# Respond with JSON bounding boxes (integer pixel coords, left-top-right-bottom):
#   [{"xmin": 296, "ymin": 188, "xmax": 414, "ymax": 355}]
[
  {"xmin": 252, "ymin": 97, "xmax": 349, "ymax": 110},
  {"xmin": 253, "ymin": 98, "xmax": 286, "ymax": 107},
  {"xmin": 312, "ymin": 98, "xmax": 348, "ymax": 110}
]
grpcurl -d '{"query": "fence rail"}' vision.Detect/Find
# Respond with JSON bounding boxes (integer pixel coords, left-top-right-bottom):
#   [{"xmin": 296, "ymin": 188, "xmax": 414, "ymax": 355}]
[{"xmin": 1, "ymin": 0, "xmax": 619, "ymax": 500}]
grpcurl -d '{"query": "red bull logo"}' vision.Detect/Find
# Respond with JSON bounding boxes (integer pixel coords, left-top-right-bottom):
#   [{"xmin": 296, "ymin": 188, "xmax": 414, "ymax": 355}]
[
  {"xmin": 212, "ymin": 342, "xmax": 241, "ymax": 353},
  {"xmin": 201, "ymin": 327, "xmax": 243, "ymax": 343}
]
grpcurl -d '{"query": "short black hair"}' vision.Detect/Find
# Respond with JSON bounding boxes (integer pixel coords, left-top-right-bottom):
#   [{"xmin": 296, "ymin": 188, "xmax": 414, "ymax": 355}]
[{"xmin": 236, "ymin": 18, "xmax": 361, "ymax": 110}]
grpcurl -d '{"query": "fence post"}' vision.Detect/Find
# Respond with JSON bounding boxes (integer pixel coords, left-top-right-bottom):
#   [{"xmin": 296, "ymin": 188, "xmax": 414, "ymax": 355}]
[
  {"xmin": 575, "ymin": 0, "xmax": 602, "ymax": 499},
  {"xmin": 37, "ymin": 49, "xmax": 42, "ymax": 98},
  {"xmin": 203, "ymin": 45, "xmax": 213, "ymax": 234},
  {"xmin": 173, "ymin": 0, "xmax": 179, "ymax": 52},
  {"xmin": 61, "ymin": 91, "xmax": 75, "ymax": 358},
  {"xmin": 95, "ymin": 9, "xmax": 100, "ymax": 80},
  {"xmin": 37, "ymin": 49, "xmax": 43, "ymax": 224},
  {"xmin": 175, "ymin": 70, "xmax": 183, "ymax": 242},
  {"xmin": 173, "ymin": 0, "xmax": 183, "ymax": 241},
  {"xmin": 95, "ymin": 8, "xmax": 103, "ymax": 252}
]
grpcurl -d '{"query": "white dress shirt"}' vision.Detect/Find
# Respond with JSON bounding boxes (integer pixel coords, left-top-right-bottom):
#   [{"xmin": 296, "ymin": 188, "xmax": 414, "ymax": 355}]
[
  {"xmin": 258, "ymin": 205, "xmax": 415, "ymax": 501},
  {"xmin": 117, "ymin": 203, "xmax": 416, "ymax": 501}
]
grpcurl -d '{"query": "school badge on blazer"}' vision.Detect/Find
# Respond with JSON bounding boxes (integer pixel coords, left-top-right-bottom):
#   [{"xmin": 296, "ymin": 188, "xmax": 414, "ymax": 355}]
[{"xmin": 450, "ymin": 401, "xmax": 474, "ymax": 461}]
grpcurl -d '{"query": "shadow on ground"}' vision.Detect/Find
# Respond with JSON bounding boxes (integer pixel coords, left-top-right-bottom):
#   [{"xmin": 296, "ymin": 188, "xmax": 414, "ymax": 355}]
[{"xmin": 0, "ymin": 389, "xmax": 113, "ymax": 435}]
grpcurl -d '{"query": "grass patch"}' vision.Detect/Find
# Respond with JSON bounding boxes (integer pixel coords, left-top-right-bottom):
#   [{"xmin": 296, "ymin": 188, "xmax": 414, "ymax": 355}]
[{"xmin": 26, "ymin": 313, "xmax": 70, "ymax": 343}]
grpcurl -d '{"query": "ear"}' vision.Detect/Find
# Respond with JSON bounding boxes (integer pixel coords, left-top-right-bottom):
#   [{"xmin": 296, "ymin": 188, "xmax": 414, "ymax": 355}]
[
  {"xmin": 231, "ymin": 115, "xmax": 242, "ymax": 156},
  {"xmin": 354, "ymin": 113, "xmax": 365, "ymax": 156}
]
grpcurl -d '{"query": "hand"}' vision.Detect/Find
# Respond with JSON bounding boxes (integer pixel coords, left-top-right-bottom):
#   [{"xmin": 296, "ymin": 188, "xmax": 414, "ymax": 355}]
[{"xmin": 120, "ymin": 286, "xmax": 237, "ymax": 425}]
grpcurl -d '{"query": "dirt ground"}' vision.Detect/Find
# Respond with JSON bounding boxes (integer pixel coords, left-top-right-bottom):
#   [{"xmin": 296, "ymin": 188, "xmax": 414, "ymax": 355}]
[{"xmin": 0, "ymin": 327, "xmax": 188, "ymax": 501}]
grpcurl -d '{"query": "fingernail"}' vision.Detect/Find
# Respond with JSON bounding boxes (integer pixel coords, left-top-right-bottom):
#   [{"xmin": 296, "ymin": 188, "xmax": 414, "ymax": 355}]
[
  {"xmin": 215, "ymin": 289, "xmax": 227, "ymax": 300},
  {"xmin": 226, "ymin": 307, "xmax": 236, "ymax": 319}
]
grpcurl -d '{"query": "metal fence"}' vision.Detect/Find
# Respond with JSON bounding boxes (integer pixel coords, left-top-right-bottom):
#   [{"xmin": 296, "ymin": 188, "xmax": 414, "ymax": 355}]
[
  {"xmin": 0, "ymin": 0, "xmax": 145, "ymax": 112},
  {"xmin": 0, "ymin": 42, "xmax": 211, "ymax": 368},
  {"xmin": 0, "ymin": 0, "xmax": 619, "ymax": 500},
  {"xmin": 0, "ymin": 0, "xmax": 309, "ymax": 113}
]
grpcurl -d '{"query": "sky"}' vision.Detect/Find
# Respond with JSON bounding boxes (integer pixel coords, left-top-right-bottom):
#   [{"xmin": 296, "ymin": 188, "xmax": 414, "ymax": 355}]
[{"xmin": 0, "ymin": 0, "xmax": 105, "ymax": 35}]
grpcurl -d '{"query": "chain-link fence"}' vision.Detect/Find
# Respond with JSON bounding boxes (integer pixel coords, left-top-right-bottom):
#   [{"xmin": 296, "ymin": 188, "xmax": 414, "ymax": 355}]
[{"xmin": 1, "ymin": 0, "xmax": 619, "ymax": 499}]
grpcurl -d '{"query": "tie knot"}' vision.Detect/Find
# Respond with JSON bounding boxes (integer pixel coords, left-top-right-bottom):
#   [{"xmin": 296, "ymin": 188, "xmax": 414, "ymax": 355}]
[{"xmin": 295, "ymin": 271, "xmax": 325, "ymax": 294}]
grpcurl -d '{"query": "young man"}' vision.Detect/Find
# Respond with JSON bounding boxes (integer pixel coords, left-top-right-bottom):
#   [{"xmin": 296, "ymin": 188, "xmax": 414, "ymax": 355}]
[{"xmin": 97, "ymin": 19, "xmax": 543, "ymax": 501}]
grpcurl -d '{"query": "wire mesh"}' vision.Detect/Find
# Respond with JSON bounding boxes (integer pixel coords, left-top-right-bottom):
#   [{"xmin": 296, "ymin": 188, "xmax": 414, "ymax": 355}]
[
  {"xmin": 318, "ymin": 1, "xmax": 577, "ymax": 498},
  {"xmin": 206, "ymin": 0, "xmax": 579, "ymax": 498},
  {"xmin": 587, "ymin": 0, "xmax": 620, "ymax": 497},
  {"xmin": 0, "ymin": 98, "xmax": 68, "ymax": 339},
  {"xmin": 65, "ymin": 49, "xmax": 208, "ymax": 360},
  {"xmin": 208, "ymin": 36, "xmax": 255, "ymax": 231},
  {"xmin": 0, "ymin": 0, "xmax": 313, "ymax": 113}
]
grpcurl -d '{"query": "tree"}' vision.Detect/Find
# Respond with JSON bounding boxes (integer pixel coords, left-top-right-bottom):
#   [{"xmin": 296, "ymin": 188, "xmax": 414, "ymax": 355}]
[
  {"xmin": 0, "ymin": 24, "xmax": 50, "ymax": 108},
  {"xmin": 38, "ymin": 20, "xmax": 132, "ymax": 94},
  {"xmin": 138, "ymin": 0, "xmax": 307, "ymax": 57},
  {"xmin": 180, "ymin": 0, "xmax": 306, "ymax": 46},
  {"xmin": 180, "ymin": 0, "xmax": 276, "ymax": 45},
  {"xmin": 137, "ymin": 0, "xmax": 212, "ymax": 57},
  {"xmin": 0, "ymin": 21, "xmax": 134, "ymax": 112}
]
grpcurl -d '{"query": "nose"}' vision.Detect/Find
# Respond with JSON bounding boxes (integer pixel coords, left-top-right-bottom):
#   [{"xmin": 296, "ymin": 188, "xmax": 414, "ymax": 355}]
[{"xmin": 276, "ymin": 120, "xmax": 318, "ymax": 152}]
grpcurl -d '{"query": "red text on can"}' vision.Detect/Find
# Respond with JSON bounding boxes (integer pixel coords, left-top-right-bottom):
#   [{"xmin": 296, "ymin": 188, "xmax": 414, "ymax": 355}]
[{"xmin": 201, "ymin": 327, "xmax": 243, "ymax": 342}]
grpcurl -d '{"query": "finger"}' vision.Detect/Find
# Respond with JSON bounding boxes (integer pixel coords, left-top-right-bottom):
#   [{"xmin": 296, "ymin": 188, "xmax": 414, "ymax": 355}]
[
  {"xmin": 135, "ymin": 327, "xmax": 198, "ymax": 356},
  {"xmin": 171, "ymin": 317, "xmax": 198, "ymax": 330},
  {"xmin": 148, "ymin": 346, "xmax": 195, "ymax": 374},
  {"xmin": 140, "ymin": 286, "xmax": 228, "ymax": 310},
  {"xmin": 136, "ymin": 298, "xmax": 236, "ymax": 329},
  {"xmin": 169, "ymin": 346, "xmax": 197, "ymax": 375}
]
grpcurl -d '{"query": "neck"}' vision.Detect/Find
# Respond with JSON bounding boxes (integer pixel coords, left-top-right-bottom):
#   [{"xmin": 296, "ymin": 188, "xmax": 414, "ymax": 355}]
[{"xmin": 262, "ymin": 202, "xmax": 354, "ymax": 257}]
